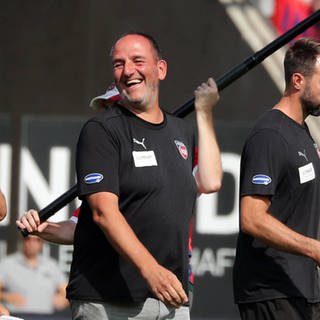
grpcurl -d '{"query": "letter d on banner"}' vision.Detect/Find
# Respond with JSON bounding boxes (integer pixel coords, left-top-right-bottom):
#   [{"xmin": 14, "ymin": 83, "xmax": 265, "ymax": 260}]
[{"xmin": 196, "ymin": 152, "xmax": 240, "ymax": 235}]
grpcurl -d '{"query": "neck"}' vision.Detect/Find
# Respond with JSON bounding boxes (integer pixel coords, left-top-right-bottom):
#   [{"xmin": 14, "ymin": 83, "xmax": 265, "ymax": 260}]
[
  {"xmin": 121, "ymin": 102, "xmax": 164, "ymax": 124},
  {"xmin": 273, "ymin": 94, "xmax": 305, "ymax": 125}
]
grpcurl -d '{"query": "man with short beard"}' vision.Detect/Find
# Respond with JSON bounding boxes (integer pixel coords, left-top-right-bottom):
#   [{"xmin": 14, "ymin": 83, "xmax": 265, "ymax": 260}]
[{"xmin": 233, "ymin": 37, "xmax": 320, "ymax": 320}]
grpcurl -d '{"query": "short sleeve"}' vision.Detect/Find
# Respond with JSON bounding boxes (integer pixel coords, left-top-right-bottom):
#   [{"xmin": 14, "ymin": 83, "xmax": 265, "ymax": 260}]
[
  {"xmin": 240, "ymin": 129, "xmax": 287, "ymax": 197},
  {"xmin": 76, "ymin": 120, "xmax": 120, "ymax": 198}
]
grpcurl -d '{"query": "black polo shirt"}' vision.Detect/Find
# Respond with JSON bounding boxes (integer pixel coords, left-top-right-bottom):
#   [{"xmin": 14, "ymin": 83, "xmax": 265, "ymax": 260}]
[{"xmin": 67, "ymin": 104, "xmax": 197, "ymax": 303}]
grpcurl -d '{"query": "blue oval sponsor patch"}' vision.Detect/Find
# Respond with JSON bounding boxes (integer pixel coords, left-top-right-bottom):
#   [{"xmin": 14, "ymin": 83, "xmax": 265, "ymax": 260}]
[
  {"xmin": 252, "ymin": 174, "xmax": 272, "ymax": 185},
  {"xmin": 84, "ymin": 173, "xmax": 104, "ymax": 184}
]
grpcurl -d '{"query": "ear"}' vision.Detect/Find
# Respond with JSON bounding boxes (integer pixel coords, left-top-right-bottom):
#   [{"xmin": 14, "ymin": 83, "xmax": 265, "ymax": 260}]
[
  {"xmin": 157, "ymin": 59, "xmax": 167, "ymax": 80},
  {"xmin": 292, "ymin": 72, "xmax": 305, "ymax": 90}
]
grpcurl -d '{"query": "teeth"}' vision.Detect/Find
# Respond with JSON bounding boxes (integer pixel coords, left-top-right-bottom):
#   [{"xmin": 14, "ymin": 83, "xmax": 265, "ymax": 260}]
[{"xmin": 127, "ymin": 79, "xmax": 142, "ymax": 85}]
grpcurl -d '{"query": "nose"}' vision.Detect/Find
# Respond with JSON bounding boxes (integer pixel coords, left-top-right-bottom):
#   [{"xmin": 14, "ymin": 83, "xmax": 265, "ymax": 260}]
[{"xmin": 123, "ymin": 60, "xmax": 135, "ymax": 77}]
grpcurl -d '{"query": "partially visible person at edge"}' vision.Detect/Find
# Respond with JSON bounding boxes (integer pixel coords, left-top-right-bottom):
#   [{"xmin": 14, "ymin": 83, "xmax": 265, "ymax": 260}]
[
  {"xmin": 233, "ymin": 37, "xmax": 320, "ymax": 320},
  {"xmin": 0, "ymin": 190, "xmax": 7, "ymax": 222},
  {"xmin": 17, "ymin": 32, "xmax": 222, "ymax": 319},
  {"xmin": 0, "ymin": 189, "xmax": 9, "ymax": 316}
]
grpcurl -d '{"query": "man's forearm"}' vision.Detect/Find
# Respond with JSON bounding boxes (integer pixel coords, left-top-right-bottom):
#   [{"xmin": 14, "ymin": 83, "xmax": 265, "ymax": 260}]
[
  {"xmin": 241, "ymin": 195, "xmax": 320, "ymax": 264},
  {"xmin": 196, "ymin": 112, "xmax": 222, "ymax": 193},
  {"xmin": 35, "ymin": 221, "xmax": 75, "ymax": 245},
  {"xmin": 87, "ymin": 192, "xmax": 188, "ymax": 307}
]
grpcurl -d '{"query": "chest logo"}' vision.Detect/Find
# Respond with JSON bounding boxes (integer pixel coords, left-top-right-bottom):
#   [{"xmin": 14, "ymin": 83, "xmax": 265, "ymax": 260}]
[
  {"xmin": 133, "ymin": 138, "xmax": 147, "ymax": 150},
  {"xmin": 174, "ymin": 140, "xmax": 188, "ymax": 160},
  {"xmin": 252, "ymin": 174, "xmax": 272, "ymax": 185},
  {"xmin": 298, "ymin": 150, "xmax": 308, "ymax": 162}
]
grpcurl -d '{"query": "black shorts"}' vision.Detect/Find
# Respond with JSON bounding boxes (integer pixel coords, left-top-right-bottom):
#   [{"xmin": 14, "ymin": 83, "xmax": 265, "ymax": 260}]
[{"xmin": 238, "ymin": 298, "xmax": 320, "ymax": 320}]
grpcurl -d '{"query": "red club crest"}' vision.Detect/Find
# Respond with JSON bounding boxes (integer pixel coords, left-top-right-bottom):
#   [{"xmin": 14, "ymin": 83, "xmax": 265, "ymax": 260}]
[{"xmin": 174, "ymin": 140, "xmax": 188, "ymax": 160}]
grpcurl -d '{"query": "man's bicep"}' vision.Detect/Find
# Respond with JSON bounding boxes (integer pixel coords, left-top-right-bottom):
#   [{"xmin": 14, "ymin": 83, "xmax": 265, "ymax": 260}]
[{"xmin": 86, "ymin": 191, "xmax": 119, "ymax": 215}]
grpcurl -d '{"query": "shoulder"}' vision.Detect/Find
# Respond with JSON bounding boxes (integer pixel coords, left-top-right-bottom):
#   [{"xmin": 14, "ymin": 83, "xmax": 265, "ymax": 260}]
[
  {"xmin": 0, "ymin": 252, "xmax": 22, "ymax": 268},
  {"xmin": 85, "ymin": 104, "xmax": 124, "ymax": 127},
  {"xmin": 79, "ymin": 104, "xmax": 127, "ymax": 139},
  {"xmin": 253, "ymin": 109, "xmax": 296, "ymax": 133},
  {"xmin": 247, "ymin": 110, "xmax": 289, "ymax": 143},
  {"xmin": 165, "ymin": 111, "xmax": 193, "ymax": 132},
  {"xmin": 40, "ymin": 256, "xmax": 60, "ymax": 267}
]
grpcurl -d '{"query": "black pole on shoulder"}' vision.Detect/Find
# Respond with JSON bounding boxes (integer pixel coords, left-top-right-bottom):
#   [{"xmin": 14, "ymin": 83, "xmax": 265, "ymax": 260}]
[{"xmin": 19, "ymin": 9, "xmax": 320, "ymax": 236}]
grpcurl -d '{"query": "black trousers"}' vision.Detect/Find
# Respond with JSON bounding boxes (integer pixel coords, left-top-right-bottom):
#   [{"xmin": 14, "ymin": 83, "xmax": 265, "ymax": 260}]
[{"xmin": 238, "ymin": 298, "xmax": 320, "ymax": 320}]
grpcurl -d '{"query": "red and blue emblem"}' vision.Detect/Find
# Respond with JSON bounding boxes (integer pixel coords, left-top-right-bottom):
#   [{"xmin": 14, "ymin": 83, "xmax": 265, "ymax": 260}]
[{"xmin": 174, "ymin": 140, "xmax": 188, "ymax": 160}]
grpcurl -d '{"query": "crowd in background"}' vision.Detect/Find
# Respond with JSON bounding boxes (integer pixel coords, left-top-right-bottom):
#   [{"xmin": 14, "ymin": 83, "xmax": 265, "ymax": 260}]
[{"xmin": 253, "ymin": 0, "xmax": 320, "ymax": 38}]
